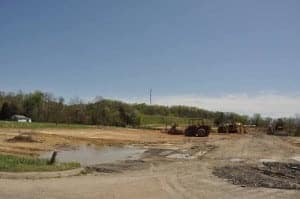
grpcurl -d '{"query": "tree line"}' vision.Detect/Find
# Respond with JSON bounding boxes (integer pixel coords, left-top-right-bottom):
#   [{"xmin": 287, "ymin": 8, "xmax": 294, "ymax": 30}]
[
  {"xmin": 0, "ymin": 91, "xmax": 298, "ymax": 129},
  {"xmin": 0, "ymin": 91, "xmax": 140, "ymax": 127}
]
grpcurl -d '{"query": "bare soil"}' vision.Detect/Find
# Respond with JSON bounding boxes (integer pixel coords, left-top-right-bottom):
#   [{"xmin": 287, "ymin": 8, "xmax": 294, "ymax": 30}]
[
  {"xmin": 213, "ymin": 162, "xmax": 300, "ymax": 189},
  {"xmin": 0, "ymin": 128, "xmax": 299, "ymax": 199},
  {"xmin": 7, "ymin": 133, "xmax": 38, "ymax": 143},
  {"xmin": 0, "ymin": 127, "xmax": 194, "ymax": 156}
]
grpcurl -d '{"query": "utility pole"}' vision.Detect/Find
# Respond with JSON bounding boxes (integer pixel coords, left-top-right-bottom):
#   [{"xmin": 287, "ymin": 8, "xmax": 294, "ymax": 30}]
[{"xmin": 149, "ymin": 89, "xmax": 152, "ymax": 105}]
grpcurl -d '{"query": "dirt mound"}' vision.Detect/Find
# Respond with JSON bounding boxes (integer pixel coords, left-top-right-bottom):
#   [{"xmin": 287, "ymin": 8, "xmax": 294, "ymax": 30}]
[
  {"xmin": 213, "ymin": 162, "xmax": 300, "ymax": 190},
  {"xmin": 86, "ymin": 160, "xmax": 147, "ymax": 173},
  {"xmin": 7, "ymin": 134, "xmax": 37, "ymax": 143}
]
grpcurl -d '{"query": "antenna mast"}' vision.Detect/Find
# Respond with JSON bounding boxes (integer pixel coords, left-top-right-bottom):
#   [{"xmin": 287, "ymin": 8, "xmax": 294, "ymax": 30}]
[{"xmin": 150, "ymin": 89, "xmax": 152, "ymax": 105}]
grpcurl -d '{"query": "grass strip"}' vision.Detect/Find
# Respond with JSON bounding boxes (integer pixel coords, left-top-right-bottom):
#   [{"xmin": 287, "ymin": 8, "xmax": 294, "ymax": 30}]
[{"xmin": 0, "ymin": 154, "xmax": 80, "ymax": 172}]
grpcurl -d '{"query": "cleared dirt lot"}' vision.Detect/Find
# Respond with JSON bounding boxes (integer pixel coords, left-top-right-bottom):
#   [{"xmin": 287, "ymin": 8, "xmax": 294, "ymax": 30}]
[
  {"xmin": 0, "ymin": 127, "xmax": 191, "ymax": 156},
  {"xmin": 0, "ymin": 127, "xmax": 299, "ymax": 198}
]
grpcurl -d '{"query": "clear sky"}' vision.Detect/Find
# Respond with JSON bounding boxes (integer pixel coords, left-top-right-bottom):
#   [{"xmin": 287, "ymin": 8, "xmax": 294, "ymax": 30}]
[{"xmin": 1, "ymin": 0, "xmax": 299, "ymax": 117}]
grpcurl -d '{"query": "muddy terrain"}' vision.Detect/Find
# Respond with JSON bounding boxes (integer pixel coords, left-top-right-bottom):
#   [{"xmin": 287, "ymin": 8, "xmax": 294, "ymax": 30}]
[
  {"xmin": 214, "ymin": 162, "xmax": 300, "ymax": 189},
  {"xmin": 0, "ymin": 128, "xmax": 299, "ymax": 198}
]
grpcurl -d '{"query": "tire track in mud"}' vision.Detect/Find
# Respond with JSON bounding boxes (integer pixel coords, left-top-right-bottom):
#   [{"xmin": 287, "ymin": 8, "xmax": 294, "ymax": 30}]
[
  {"xmin": 153, "ymin": 141, "xmax": 299, "ymax": 199},
  {"xmin": 158, "ymin": 176, "xmax": 182, "ymax": 199},
  {"xmin": 157, "ymin": 173, "xmax": 197, "ymax": 199},
  {"xmin": 149, "ymin": 162, "xmax": 191, "ymax": 199},
  {"xmin": 147, "ymin": 144, "xmax": 218, "ymax": 199},
  {"xmin": 150, "ymin": 160, "xmax": 202, "ymax": 199},
  {"xmin": 180, "ymin": 168, "xmax": 299, "ymax": 199},
  {"xmin": 149, "ymin": 163, "xmax": 178, "ymax": 198}
]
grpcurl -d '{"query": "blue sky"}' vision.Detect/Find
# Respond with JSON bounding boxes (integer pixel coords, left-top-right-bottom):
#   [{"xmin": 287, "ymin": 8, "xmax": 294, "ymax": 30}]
[{"xmin": 0, "ymin": 0, "xmax": 299, "ymax": 116}]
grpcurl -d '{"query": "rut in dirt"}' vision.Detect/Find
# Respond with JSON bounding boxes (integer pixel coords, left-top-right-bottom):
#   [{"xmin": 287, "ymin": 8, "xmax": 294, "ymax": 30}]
[{"xmin": 213, "ymin": 162, "xmax": 300, "ymax": 190}]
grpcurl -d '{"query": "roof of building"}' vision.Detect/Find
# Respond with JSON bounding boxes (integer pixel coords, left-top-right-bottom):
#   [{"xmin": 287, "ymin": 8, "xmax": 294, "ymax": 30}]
[{"xmin": 11, "ymin": 115, "xmax": 31, "ymax": 120}]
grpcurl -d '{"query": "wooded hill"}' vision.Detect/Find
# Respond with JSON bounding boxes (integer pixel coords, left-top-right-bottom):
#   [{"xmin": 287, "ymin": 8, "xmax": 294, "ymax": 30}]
[{"xmin": 0, "ymin": 91, "xmax": 266, "ymax": 127}]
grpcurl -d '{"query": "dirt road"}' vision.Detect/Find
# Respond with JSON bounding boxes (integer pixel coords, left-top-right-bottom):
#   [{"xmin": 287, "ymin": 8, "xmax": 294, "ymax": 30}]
[{"xmin": 0, "ymin": 128, "xmax": 299, "ymax": 198}]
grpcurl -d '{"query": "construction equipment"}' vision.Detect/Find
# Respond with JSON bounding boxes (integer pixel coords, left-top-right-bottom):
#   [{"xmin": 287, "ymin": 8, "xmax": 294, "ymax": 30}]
[
  {"xmin": 218, "ymin": 124, "xmax": 227, "ymax": 133},
  {"xmin": 166, "ymin": 124, "xmax": 183, "ymax": 135},
  {"xmin": 184, "ymin": 119, "xmax": 211, "ymax": 137},
  {"xmin": 218, "ymin": 123, "xmax": 245, "ymax": 134},
  {"xmin": 268, "ymin": 119, "xmax": 288, "ymax": 136}
]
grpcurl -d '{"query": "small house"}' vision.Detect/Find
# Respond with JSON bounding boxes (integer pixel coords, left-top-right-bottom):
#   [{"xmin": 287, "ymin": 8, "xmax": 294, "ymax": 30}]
[{"xmin": 11, "ymin": 115, "xmax": 32, "ymax": 123}]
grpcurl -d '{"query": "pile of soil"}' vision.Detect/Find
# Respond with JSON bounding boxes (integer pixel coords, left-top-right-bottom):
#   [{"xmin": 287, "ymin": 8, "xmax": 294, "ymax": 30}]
[
  {"xmin": 213, "ymin": 162, "xmax": 300, "ymax": 190},
  {"xmin": 7, "ymin": 134, "xmax": 37, "ymax": 143}
]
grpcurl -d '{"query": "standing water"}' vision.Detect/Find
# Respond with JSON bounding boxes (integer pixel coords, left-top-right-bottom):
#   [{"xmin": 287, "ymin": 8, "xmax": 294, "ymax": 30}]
[{"xmin": 40, "ymin": 145, "xmax": 146, "ymax": 166}]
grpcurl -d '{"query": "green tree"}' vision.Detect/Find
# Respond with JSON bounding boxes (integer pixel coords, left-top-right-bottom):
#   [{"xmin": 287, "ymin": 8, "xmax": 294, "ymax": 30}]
[
  {"xmin": 251, "ymin": 113, "xmax": 264, "ymax": 126},
  {"xmin": 214, "ymin": 112, "xmax": 225, "ymax": 125},
  {"xmin": 0, "ymin": 102, "xmax": 11, "ymax": 120}
]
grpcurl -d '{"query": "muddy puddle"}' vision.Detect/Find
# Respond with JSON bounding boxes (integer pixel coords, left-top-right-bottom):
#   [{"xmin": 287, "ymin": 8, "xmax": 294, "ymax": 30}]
[{"xmin": 40, "ymin": 145, "xmax": 146, "ymax": 166}]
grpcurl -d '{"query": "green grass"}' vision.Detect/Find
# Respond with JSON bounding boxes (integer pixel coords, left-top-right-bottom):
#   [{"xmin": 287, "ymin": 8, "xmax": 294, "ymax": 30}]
[
  {"xmin": 140, "ymin": 114, "xmax": 214, "ymax": 128},
  {"xmin": 0, "ymin": 154, "xmax": 80, "ymax": 172},
  {"xmin": 1, "ymin": 116, "xmax": 214, "ymax": 130},
  {"xmin": 140, "ymin": 115, "xmax": 189, "ymax": 128},
  {"xmin": 0, "ymin": 121, "xmax": 94, "ymax": 129}
]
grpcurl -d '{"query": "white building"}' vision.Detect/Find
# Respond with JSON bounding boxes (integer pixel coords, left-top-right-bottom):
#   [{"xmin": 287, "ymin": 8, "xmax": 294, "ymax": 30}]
[{"xmin": 11, "ymin": 115, "xmax": 32, "ymax": 123}]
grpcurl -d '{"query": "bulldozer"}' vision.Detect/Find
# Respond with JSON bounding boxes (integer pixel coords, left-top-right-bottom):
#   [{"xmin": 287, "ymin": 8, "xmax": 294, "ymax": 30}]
[
  {"xmin": 184, "ymin": 119, "xmax": 211, "ymax": 137},
  {"xmin": 218, "ymin": 122, "xmax": 245, "ymax": 134}
]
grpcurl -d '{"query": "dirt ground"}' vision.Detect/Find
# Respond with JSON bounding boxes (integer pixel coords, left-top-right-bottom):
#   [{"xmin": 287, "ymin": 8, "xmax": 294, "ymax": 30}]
[
  {"xmin": 213, "ymin": 162, "xmax": 300, "ymax": 190},
  {"xmin": 0, "ymin": 127, "xmax": 193, "ymax": 156},
  {"xmin": 0, "ymin": 127, "xmax": 299, "ymax": 198}
]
